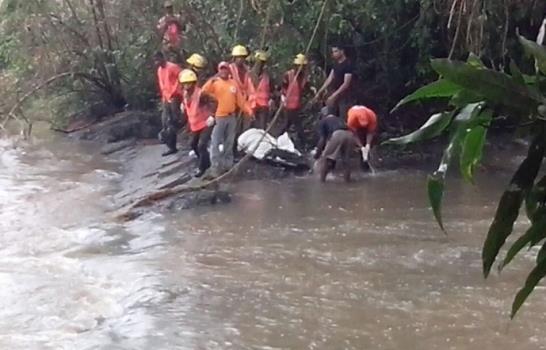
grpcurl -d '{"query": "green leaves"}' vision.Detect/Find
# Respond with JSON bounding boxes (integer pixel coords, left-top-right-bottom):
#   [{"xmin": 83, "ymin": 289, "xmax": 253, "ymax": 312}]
[
  {"xmin": 428, "ymin": 172, "xmax": 446, "ymax": 232},
  {"xmin": 512, "ymin": 257, "xmax": 546, "ymax": 319},
  {"xmin": 519, "ymin": 35, "xmax": 546, "ymax": 75},
  {"xmin": 383, "ymin": 112, "xmax": 453, "ymax": 145},
  {"xmin": 392, "ymin": 79, "xmax": 461, "ymax": 111},
  {"xmin": 482, "ymin": 125, "xmax": 546, "ymax": 278},
  {"xmin": 431, "ymin": 59, "xmax": 542, "ymax": 114},
  {"xmin": 460, "ymin": 126, "xmax": 487, "ymax": 183}
]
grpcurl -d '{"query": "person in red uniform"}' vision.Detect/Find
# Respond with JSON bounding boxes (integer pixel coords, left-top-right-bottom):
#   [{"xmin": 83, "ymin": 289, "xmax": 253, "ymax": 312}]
[
  {"xmin": 346, "ymin": 105, "xmax": 378, "ymax": 165},
  {"xmin": 275, "ymin": 53, "xmax": 309, "ymax": 148},
  {"xmin": 157, "ymin": 1, "xmax": 184, "ymax": 62},
  {"xmin": 154, "ymin": 51, "xmax": 182, "ymax": 156},
  {"xmin": 250, "ymin": 50, "xmax": 274, "ymax": 130},
  {"xmin": 179, "ymin": 69, "xmax": 217, "ymax": 178},
  {"xmin": 230, "ymin": 45, "xmax": 256, "ymax": 135}
]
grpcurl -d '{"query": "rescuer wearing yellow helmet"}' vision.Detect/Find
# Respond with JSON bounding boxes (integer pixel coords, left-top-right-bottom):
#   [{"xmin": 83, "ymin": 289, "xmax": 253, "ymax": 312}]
[
  {"xmin": 250, "ymin": 49, "xmax": 274, "ymax": 130},
  {"xmin": 178, "ymin": 69, "xmax": 217, "ymax": 177},
  {"xmin": 272, "ymin": 53, "xmax": 310, "ymax": 149}
]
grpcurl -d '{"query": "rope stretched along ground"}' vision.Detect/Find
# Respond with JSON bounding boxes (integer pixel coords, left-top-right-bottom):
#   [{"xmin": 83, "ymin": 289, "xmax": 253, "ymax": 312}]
[{"xmin": 124, "ymin": 0, "xmax": 330, "ymax": 214}]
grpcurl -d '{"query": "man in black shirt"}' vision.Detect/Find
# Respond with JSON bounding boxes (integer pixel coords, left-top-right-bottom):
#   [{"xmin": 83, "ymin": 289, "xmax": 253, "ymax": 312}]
[{"xmin": 313, "ymin": 45, "xmax": 355, "ymax": 120}]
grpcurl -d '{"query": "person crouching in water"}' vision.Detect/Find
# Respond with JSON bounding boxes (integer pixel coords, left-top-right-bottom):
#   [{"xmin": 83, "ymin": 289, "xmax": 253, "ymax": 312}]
[
  {"xmin": 314, "ymin": 107, "xmax": 369, "ymax": 182},
  {"xmin": 347, "ymin": 105, "xmax": 377, "ymax": 167},
  {"xmin": 179, "ymin": 69, "xmax": 217, "ymax": 178},
  {"xmin": 201, "ymin": 62, "xmax": 254, "ymax": 178}
]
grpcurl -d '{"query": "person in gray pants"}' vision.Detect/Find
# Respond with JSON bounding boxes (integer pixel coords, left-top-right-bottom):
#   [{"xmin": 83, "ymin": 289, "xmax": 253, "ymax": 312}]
[{"xmin": 210, "ymin": 115, "xmax": 237, "ymax": 176}]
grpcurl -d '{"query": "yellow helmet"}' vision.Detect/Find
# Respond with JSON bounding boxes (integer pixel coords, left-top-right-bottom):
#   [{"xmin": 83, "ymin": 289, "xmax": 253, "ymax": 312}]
[
  {"xmin": 232, "ymin": 44, "xmax": 249, "ymax": 57},
  {"xmin": 254, "ymin": 50, "xmax": 269, "ymax": 62},
  {"xmin": 178, "ymin": 69, "xmax": 197, "ymax": 84},
  {"xmin": 293, "ymin": 53, "xmax": 308, "ymax": 65},
  {"xmin": 186, "ymin": 53, "xmax": 207, "ymax": 69}
]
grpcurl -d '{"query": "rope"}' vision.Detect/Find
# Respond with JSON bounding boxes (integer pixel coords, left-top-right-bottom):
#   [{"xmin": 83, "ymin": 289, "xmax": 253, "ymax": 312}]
[{"xmin": 124, "ymin": 0, "xmax": 330, "ymax": 213}]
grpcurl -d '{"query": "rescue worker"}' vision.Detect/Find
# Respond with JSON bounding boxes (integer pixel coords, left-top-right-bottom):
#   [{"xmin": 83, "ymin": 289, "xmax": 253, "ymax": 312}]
[
  {"xmin": 157, "ymin": 1, "xmax": 184, "ymax": 62},
  {"xmin": 179, "ymin": 69, "xmax": 217, "ymax": 178},
  {"xmin": 313, "ymin": 45, "xmax": 355, "ymax": 120},
  {"xmin": 186, "ymin": 53, "xmax": 207, "ymax": 80},
  {"xmin": 347, "ymin": 105, "xmax": 378, "ymax": 165},
  {"xmin": 250, "ymin": 50, "xmax": 274, "ymax": 130},
  {"xmin": 230, "ymin": 45, "xmax": 256, "ymax": 135},
  {"xmin": 154, "ymin": 51, "xmax": 182, "ymax": 156},
  {"xmin": 275, "ymin": 53, "xmax": 309, "ymax": 147},
  {"xmin": 314, "ymin": 107, "xmax": 367, "ymax": 182},
  {"xmin": 201, "ymin": 62, "xmax": 253, "ymax": 178}
]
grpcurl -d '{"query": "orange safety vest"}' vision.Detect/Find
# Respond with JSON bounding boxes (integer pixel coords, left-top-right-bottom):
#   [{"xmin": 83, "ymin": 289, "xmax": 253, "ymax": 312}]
[
  {"xmin": 157, "ymin": 62, "xmax": 181, "ymax": 102},
  {"xmin": 255, "ymin": 73, "xmax": 271, "ymax": 108},
  {"xmin": 182, "ymin": 87, "xmax": 208, "ymax": 132},
  {"xmin": 229, "ymin": 63, "xmax": 256, "ymax": 109},
  {"xmin": 284, "ymin": 69, "xmax": 307, "ymax": 110}
]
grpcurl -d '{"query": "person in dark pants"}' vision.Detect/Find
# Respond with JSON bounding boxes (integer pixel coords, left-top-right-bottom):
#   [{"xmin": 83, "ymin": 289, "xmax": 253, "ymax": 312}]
[
  {"xmin": 179, "ymin": 69, "xmax": 217, "ymax": 177},
  {"xmin": 313, "ymin": 45, "xmax": 355, "ymax": 120},
  {"xmin": 272, "ymin": 54, "xmax": 309, "ymax": 148},
  {"xmin": 250, "ymin": 50, "xmax": 274, "ymax": 130},
  {"xmin": 313, "ymin": 107, "xmax": 366, "ymax": 182},
  {"xmin": 154, "ymin": 52, "xmax": 182, "ymax": 156}
]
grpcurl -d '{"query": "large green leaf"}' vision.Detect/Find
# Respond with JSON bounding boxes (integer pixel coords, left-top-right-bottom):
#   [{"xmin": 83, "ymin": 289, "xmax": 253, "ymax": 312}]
[
  {"xmin": 449, "ymin": 90, "xmax": 484, "ymax": 108},
  {"xmin": 519, "ymin": 35, "xmax": 546, "ymax": 75},
  {"xmin": 482, "ymin": 125, "xmax": 546, "ymax": 278},
  {"xmin": 383, "ymin": 112, "xmax": 453, "ymax": 145},
  {"xmin": 525, "ymin": 175, "xmax": 546, "ymax": 222},
  {"xmin": 431, "ymin": 59, "xmax": 542, "ymax": 114},
  {"xmin": 428, "ymin": 173, "xmax": 446, "ymax": 232},
  {"xmin": 459, "ymin": 109, "xmax": 493, "ymax": 183},
  {"xmin": 501, "ymin": 207, "xmax": 546, "ymax": 270},
  {"xmin": 511, "ymin": 257, "xmax": 546, "ymax": 319},
  {"xmin": 392, "ymin": 79, "xmax": 462, "ymax": 111},
  {"xmin": 460, "ymin": 127, "xmax": 488, "ymax": 183},
  {"xmin": 427, "ymin": 104, "xmax": 483, "ymax": 232}
]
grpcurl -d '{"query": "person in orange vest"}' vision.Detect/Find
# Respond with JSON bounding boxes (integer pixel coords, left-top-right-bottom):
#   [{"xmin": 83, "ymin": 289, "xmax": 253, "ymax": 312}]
[
  {"xmin": 250, "ymin": 50, "xmax": 274, "ymax": 130},
  {"xmin": 230, "ymin": 45, "xmax": 256, "ymax": 135},
  {"xmin": 201, "ymin": 62, "xmax": 254, "ymax": 177},
  {"xmin": 276, "ymin": 53, "xmax": 309, "ymax": 147},
  {"xmin": 157, "ymin": 1, "xmax": 184, "ymax": 62},
  {"xmin": 179, "ymin": 69, "xmax": 217, "ymax": 178},
  {"xmin": 154, "ymin": 51, "xmax": 183, "ymax": 156},
  {"xmin": 347, "ymin": 105, "xmax": 378, "ymax": 166}
]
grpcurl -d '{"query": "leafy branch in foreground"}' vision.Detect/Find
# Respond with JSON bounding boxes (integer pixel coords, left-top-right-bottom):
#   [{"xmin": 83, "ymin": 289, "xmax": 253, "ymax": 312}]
[{"xmin": 386, "ymin": 35, "xmax": 546, "ymax": 318}]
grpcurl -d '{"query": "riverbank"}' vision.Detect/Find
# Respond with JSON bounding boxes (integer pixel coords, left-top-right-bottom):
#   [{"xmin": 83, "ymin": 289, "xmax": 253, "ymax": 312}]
[{"xmin": 61, "ymin": 110, "xmax": 526, "ymax": 219}]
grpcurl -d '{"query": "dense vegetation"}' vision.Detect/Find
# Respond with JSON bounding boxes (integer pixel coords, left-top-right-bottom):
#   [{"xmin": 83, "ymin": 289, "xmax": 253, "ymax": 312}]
[
  {"xmin": 0, "ymin": 0, "xmax": 544, "ymax": 133},
  {"xmin": 387, "ymin": 33, "xmax": 546, "ymax": 317}
]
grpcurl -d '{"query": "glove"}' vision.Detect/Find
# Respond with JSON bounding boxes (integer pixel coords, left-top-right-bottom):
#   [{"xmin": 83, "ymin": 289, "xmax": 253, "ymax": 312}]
[
  {"xmin": 280, "ymin": 95, "xmax": 286, "ymax": 106},
  {"xmin": 219, "ymin": 144, "xmax": 224, "ymax": 153},
  {"xmin": 268, "ymin": 99, "xmax": 275, "ymax": 111},
  {"xmin": 361, "ymin": 145, "xmax": 370, "ymax": 162},
  {"xmin": 188, "ymin": 150, "xmax": 197, "ymax": 158},
  {"xmin": 206, "ymin": 116, "xmax": 215, "ymax": 127},
  {"xmin": 180, "ymin": 103, "xmax": 185, "ymax": 114}
]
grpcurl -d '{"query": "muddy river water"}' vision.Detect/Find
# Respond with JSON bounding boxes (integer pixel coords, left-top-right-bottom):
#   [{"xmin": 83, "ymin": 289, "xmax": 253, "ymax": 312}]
[{"xmin": 1, "ymin": 133, "xmax": 545, "ymax": 350}]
